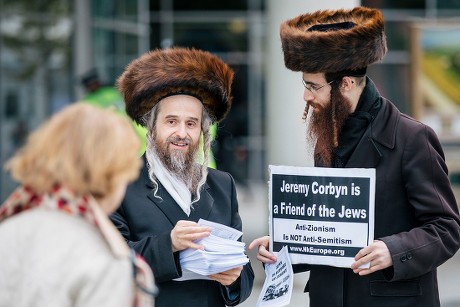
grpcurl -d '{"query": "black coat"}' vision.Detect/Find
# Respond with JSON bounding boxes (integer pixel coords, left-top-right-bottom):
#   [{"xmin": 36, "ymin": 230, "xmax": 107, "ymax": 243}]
[
  {"xmin": 296, "ymin": 83, "xmax": 460, "ymax": 307},
  {"xmin": 111, "ymin": 165, "xmax": 254, "ymax": 307}
]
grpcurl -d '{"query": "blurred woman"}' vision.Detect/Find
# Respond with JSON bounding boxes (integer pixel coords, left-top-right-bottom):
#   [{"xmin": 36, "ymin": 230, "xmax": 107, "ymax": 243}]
[{"xmin": 0, "ymin": 103, "xmax": 156, "ymax": 307}]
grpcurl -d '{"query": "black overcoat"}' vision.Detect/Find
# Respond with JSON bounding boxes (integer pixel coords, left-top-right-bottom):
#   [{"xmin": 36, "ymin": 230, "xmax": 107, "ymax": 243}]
[
  {"xmin": 111, "ymin": 165, "xmax": 254, "ymax": 307},
  {"xmin": 295, "ymin": 83, "xmax": 460, "ymax": 307}
]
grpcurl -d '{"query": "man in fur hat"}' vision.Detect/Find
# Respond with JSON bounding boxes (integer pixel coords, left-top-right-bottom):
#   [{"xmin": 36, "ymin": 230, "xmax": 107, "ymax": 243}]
[
  {"xmin": 110, "ymin": 47, "xmax": 254, "ymax": 307},
  {"xmin": 249, "ymin": 7, "xmax": 460, "ymax": 307}
]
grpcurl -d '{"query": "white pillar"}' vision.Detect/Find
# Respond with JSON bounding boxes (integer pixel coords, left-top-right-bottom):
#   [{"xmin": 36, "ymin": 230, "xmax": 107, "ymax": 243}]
[
  {"xmin": 265, "ymin": 0, "xmax": 359, "ymax": 168},
  {"xmin": 73, "ymin": 0, "xmax": 92, "ymax": 100}
]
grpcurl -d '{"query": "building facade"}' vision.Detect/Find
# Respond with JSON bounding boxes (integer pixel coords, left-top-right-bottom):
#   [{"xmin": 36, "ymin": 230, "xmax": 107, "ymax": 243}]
[{"xmin": 1, "ymin": 0, "xmax": 459, "ymax": 201}]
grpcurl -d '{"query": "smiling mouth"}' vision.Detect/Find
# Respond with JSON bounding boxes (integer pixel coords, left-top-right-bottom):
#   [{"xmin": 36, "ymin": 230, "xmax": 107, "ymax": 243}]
[
  {"xmin": 168, "ymin": 137, "xmax": 191, "ymax": 149},
  {"xmin": 171, "ymin": 141, "xmax": 188, "ymax": 147}
]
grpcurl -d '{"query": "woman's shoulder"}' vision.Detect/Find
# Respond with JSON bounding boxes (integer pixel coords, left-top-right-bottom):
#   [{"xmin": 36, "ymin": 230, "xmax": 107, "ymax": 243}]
[
  {"xmin": 0, "ymin": 209, "xmax": 124, "ymax": 260},
  {"xmin": 0, "ymin": 208, "xmax": 134, "ymax": 306}
]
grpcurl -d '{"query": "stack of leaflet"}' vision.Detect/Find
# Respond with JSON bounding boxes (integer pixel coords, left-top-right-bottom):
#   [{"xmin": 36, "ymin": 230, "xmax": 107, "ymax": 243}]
[{"xmin": 176, "ymin": 219, "xmax": 249, "ymax": 281}]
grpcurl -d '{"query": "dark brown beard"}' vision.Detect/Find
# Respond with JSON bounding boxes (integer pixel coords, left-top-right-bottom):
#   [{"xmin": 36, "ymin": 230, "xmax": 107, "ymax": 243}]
[{"xmin": 307, "ymin": 88, "xmax": 353, "ymax": 166}]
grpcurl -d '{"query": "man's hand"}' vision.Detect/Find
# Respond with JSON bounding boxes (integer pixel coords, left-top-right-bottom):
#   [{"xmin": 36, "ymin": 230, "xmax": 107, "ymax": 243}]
[
  {"xmin": 209, "ymin": 266, "xmax": 243, "ymax": 286},
  {"xmin": 248, "ymin": 236, "xmax": 277, "ymax": 264},
  {"xmin": 351, "ymin": 240, "xmax": 393, "ymax": 276},
  {"xmin": 170, "ymin": 220, "xmax": 211, "ymax": 252}
]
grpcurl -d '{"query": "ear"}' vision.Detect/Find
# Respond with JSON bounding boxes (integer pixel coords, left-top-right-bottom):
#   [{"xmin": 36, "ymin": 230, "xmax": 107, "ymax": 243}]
[{"xmin": 341, "ymin": 76, "xmax": 355, "ymax": 91}]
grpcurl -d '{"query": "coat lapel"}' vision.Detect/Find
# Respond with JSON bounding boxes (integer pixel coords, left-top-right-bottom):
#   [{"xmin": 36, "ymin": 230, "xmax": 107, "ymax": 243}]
[
  {"xmin": 189, "ymin": 182, "xmax": 214, "ymax": 222},
  {"xmin": 142, "ymin": 164, "xmax": 215, "ymax": 224},
  {"xmin": 142, "ymin": 165, "xmax": 189, "ymax": 226},
  {"xmin": 346, "ymin": 99, "xmax": 398, "ymax": 169},
  {"xmin": 346, "ymin": 127, "xmax": 382, "ymax": 168}
]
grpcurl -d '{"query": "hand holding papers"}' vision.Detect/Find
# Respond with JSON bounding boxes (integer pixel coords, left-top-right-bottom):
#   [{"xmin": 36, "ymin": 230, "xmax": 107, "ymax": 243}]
[
  {"xmin": 175, "ymin": 219, "xmax": 249, "ymax": 281},
  {"xmin": 256, "ymin": 246, "xmax": 293, "ymax": 307}
]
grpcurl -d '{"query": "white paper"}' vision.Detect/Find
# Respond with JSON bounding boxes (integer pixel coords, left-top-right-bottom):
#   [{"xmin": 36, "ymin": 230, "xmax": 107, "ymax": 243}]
[
  {"xmin": 256, "ymin": 246, "xmax": 293, "ymax": 307},
  {"xmin": 198, "ymin": 218, "xmax": 243, "ymax": 240},
  {"xmin": 174, "ymin": 219, "xmax": 249, "ymax": 281}
]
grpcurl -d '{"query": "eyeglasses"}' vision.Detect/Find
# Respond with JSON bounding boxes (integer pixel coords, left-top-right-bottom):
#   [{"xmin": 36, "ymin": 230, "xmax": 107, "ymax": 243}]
[{"xmin": 302, "ymin": 79, "xmax": 335, "ymax": 94}]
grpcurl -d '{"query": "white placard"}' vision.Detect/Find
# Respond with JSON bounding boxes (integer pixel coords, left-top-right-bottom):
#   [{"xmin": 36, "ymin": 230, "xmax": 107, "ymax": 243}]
[{"xmin": 269, "ymin": 165, "xmax": 375, "ymax": 268}]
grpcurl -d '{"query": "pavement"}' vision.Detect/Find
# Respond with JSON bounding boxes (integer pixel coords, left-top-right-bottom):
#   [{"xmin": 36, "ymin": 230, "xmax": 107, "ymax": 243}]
[{"xmin": 236, "ymin": 182, "xmax": 460, "ymax": 307}]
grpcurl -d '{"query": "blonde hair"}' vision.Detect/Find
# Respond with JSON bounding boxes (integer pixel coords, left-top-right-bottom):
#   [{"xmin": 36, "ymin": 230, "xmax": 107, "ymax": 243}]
[{"xmin": 5, "ymin": 103, "xmax": 142, "ymax": 199}]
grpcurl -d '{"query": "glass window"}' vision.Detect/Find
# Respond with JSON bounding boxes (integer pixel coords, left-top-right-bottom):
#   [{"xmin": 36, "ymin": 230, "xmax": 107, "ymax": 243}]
[
  {"xmin": 93, "ymin": 28, "xmax": 140, "ymax": 84},
  {"xmin": 438, "ymin": 0, "xmax": 460, "ymax": 9},
  {"xmin": 92, "ymin": 0, "xmax": 138, "ymax": 21},
  {"xmin": 150, "ymin": 23, "xmax": 161, "ymax": 48},
  {"xmin": 362, "ymin": 0, "xmax": 425, "ymax": 9},
  {"xmin": 173, "ymin": 0, "xmax": 247, "ymax": 11},
  {"xmin": 149, "ymin": 0, "xmax": 160, "ymax": 11},
  {"xmin": 174, "ymin": 22, "xmax": 247, "ymax": 52},
  {"xmin": 0, "ymin": 0, "xmax": 72, "ymax": 201}
]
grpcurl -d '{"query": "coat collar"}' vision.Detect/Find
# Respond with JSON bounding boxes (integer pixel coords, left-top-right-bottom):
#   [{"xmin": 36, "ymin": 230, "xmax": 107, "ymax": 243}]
[
  {"xmin": 346, "ymin": 92, "xmax": 400, "ymax": 168},
  {"xmin": 369, "ymin": 97, "xmax": 400, "ymax": 150},
  {"xmin": 355, "ymin": 77, "xmax": 399, "ymax": 150}
]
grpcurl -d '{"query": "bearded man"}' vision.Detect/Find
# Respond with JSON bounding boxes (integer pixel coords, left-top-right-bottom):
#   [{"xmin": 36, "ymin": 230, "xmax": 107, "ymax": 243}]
[
  {"xmin": 249, "ymin": 7, "xmax": 460, "ymax": 307},
  {"xmin": 110, "ymin": 47, "xmax": 254, "ymax": 307}
]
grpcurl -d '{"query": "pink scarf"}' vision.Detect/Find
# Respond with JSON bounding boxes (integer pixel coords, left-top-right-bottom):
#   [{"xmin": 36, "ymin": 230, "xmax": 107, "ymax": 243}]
[{"xmin": 0, "ymin": 185, "xmax": 156, "ymax": 306}]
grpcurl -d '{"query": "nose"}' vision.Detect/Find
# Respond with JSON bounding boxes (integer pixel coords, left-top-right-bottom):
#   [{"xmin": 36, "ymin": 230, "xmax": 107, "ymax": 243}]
[
  {"xmin": 175, "ymin": 122, "xmax": 188, "ymax": 138},
  {"xmin": 303, "ymin": 88, "xmax": 314, "ymax": 102}
]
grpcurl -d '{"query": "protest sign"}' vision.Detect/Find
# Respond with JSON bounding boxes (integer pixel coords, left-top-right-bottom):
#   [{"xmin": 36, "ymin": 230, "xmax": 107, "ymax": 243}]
[{"xmin": 269, "ymin": 165, "xmax": 375, "ymax": 268}]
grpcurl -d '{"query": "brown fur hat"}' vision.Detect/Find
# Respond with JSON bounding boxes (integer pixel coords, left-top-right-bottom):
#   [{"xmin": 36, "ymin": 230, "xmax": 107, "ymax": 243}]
[
  {"xmin": 117, "ymin": 47, "xmax": 234, "ymax": 125},
  {"xmin": 280, "ymin": 7, "xmax": 387, "ymax": 73}
]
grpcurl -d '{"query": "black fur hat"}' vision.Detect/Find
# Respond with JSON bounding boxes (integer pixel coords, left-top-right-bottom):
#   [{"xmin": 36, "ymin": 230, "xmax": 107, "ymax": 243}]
[
  {"xmin": 280, "ymin": 7, "xmax": 387, "ymax": 74},
  {"xmin": 117, "ymin": 47, "xmax": 234, "ymax": 126}
]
